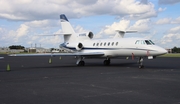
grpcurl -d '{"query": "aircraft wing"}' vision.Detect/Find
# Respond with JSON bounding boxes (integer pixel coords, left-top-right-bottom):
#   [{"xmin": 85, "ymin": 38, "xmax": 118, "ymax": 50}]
[
  {"xmin": 35, "ymin": 33, "xmax": 72, "ymax": 36},
  {"xmin": 9, "ymin": 52, "xmax": 104, "ymax": 57}
]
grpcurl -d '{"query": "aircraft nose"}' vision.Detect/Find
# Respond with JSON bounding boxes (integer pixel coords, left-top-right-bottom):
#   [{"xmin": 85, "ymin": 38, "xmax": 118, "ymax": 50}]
[{"xmin": 159, "ymin": 48, "xmax": 167, "ymax": 55}]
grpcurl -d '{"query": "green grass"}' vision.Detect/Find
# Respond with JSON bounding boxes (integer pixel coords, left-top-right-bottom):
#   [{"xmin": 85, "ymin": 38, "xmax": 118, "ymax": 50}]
[
  {"xmin": 159, "ymin": 53, "xmax": 180, "ymax": 57},
  {"xmin": 0, "ymin": 52, "xmax": 8, "ymax": 54}
]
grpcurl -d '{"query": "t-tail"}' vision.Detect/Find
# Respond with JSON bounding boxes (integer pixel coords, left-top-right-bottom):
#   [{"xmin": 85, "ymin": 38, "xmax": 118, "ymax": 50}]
[
  {"xmin": 59, "ymin": 14, "xmax": 94, "ymax": 52},
  {"xmin": 60, "ymin": 14, "xmax": 76, "ymax": 42}
]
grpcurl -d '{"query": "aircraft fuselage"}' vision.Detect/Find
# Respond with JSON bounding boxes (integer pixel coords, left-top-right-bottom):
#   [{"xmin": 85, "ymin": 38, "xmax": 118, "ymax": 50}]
[{"xmin": 61, "ymin": 37, "xmax": 167, "ymax": 58}]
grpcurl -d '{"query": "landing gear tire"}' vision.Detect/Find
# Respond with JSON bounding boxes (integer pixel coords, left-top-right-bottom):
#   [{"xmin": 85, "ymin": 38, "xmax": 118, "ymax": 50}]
[
  {"xmin": 78, "ymin": 61, "xmax": 85, "ymax": 66},
  {"xmin": 138, "ymin": 57, "xmax": 144, "ymax": 69},
  {"xmin": 103, "ymin": 60, "xmax": 110, "ymax": 66},
  {"xmin": 139, "ymin": 65, "xmax": 144, "ymax": 69}
]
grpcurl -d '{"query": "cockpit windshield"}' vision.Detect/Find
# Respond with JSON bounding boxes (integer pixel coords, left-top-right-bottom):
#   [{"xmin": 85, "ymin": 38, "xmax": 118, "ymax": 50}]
[
  {"xmin": 149, "ymin": 40, "xmax": 155, "ymax": 45},
  {"xmin": 145, "ymin": 40, "xmax": 151, "ymax": 45},
  {"xmin": 135, "ymin": 40, "xmax": 155, "ymax": 45}
]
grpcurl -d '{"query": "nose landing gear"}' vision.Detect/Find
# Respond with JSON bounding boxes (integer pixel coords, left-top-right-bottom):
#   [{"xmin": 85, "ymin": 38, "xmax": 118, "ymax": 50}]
[{"xmin": 138, "ymin": 57, "xmax": 144, "ymax": 69}]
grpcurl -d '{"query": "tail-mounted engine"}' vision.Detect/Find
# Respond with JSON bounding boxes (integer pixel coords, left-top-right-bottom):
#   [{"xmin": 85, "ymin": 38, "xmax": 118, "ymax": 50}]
[
  {"xmin": 78, "ymin": 31, "xmax": 94, "ymax": 39},
  {"xmin": 76, "ymin": 42, "xmax": 83, "ymax": 51},
  {"xmin": 87, "ymin": 31, "xmax": 93, "ymax": 39}
]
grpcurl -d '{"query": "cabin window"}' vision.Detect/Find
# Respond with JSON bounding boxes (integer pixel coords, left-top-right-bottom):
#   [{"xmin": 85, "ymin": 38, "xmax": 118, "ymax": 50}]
[
  {"xmin": 104, "ymin": 42, "xmax": 106, "ymax": 46},
  {"xmin": 112, "ymin": 42, "xmax": 114, "ymax": 46},
  {"xmin": 100, "ymin": 43, "xmax": 102, "ymax": 46},
  {"xmin": 116, "ymin": 42, "xmax": 118, "ymax": 46},
  {"xmin": 108, "ymin": 42, "xmax": 110, "ymax": 46},
  {"xmin": 93, "ymin": 43, "xmax": 95, "ymax": 46},
  {"xmin": 96, "ymin": 43, "xmax": 99, "ymax": 46}
]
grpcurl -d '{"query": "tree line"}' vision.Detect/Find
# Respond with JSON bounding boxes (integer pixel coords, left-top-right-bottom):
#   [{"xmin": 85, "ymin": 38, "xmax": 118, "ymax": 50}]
[
  {"xmin": 171, "ymin": 47, "xmax": 180, "ymax": 53},
  {"xmin": 9, "ymin": 45, "xmax": 25, "ymax": 50}
]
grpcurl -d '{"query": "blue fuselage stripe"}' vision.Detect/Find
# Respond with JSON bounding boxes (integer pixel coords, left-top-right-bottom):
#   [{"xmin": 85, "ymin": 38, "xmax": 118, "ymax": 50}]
[{"xmin": 64, "ymin": 46, "xmax": 155, "ymax": 51}]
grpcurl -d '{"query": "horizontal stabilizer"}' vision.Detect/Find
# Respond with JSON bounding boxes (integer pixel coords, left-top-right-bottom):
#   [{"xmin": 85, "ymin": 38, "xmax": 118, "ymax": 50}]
[
  {"xmin": 114, "ymin": 30, "xmax": 137, "ymax": 38},
  {"xmin": 35, "ymin": 33, "xmax": 72, "ymax": 36}
]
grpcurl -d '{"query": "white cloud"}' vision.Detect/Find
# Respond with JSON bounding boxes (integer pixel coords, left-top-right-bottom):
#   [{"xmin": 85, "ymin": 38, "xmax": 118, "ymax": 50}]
[
  {"xmin": 75, "ymin": 0, "xmax": 97, "ymax": 5},
  {"xmin": 0, "ymin": 27, "xmax": 18, "ymax": 46},
  {"xmin": 169, "ymin": 26, "xmax": 180, "ymax": 33},
  {"xmin": 0, "ymin": 0, "xmax": 158, "ymax": 48},
  {"xmin": 74, "ymin": 25, "xmax": 89, "ymax": 33},
  {"xmin": 171, "ymin": 17, "xmax": 180, "ymax": 24},
  {"xmin": 0, "ymin": 20, "xmax": 89, "ymax": 48},
  {"xmin": 104, "ymin": 19, "xmax": 130, "ymax": 35},
  {"xmin": 0, "ymin": 27, "xmax": 5, "ymax": 33},
  {"xmin": 129, "ymin": 19, "xmax": 151, "ymax": 32},
  {"xmin": 0, "ymin": 21, "xmax": 61, "ymax": 48},
  {"xmin": 25, "ymin": 20, "xmax": 51, "ymax": 28},
  {"xmin": 160, "ymin": 26, "xmax": 180, "ymax": 47},
  {"xmin": 16, "ymin": 24, "xmax": 29, "ymax": 37},
  {"xmin": 1, "ymin": 0, "xmax": 179, "ymax": 49},
  {"xmin": 158, "ymin": 7, "xmax": 166, "ymax": 12},
  {"xmin": 156, "ymin": 17, "xmax": 180, "ymax": 25},
  {"xmin": 97, "ymin": 19, "xmax": 130, "ymax": 38},
  {"xmin": 159, "ymin": 0, "xmax": 180, "ymax": 5},
  {"xmin": 161, "ymin": 33, "xmax": 180, "ymax": 45},
  {"xmin": 0, "ymin": 0, "xmax": 157, "ymax": 21},
  {"xmin": 1, "ymin": 24, "xmax": 30, "ymax": 42},
  {"xmin": 156, "ymin": 18, "xmax": 171, "ymax": 25},
  {"xmin": 96, "ymin": 18, "xmax": 152, "ymax": 39}
]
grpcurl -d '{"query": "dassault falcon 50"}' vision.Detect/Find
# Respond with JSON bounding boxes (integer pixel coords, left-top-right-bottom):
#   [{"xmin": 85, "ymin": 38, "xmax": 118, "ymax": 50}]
[{"xmin": 10, "ymin": 14, "xmax": 167, "ymax": 68}]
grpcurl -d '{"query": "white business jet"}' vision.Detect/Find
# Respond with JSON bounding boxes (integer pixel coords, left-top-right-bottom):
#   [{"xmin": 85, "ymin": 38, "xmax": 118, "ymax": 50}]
[{"xmin": 10, "ymin": 14, "xmax": 167, "ymax": 68}]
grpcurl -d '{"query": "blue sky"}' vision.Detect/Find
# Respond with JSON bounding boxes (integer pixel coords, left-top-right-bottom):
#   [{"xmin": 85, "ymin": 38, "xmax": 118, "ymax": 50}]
[{"xmin": 0, "ymin": 0, "xmax": 180, "ymax": 48}]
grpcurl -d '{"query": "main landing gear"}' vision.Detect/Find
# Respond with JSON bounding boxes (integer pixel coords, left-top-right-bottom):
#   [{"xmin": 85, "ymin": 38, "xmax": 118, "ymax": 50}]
[
  {"xmin": 138, "ymin": 57, "xmax": 144, "ymax": 69},
  {"xmin": 76, "ymin": 56, "xmax": 85, "ymax": 66},
  {"xmin": 76, "ymin": 57, "xmax": 111, "ymax": 66},
  {"xmin": 103, "ymin": 58, "xmax": 110, "ymax": 66},
  {"xmin": 76, "ymin": 56, "xmax": 144, "ymax": 68}
]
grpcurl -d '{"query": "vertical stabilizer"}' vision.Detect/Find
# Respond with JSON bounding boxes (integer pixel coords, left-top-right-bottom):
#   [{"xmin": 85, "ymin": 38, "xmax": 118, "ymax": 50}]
[{"xmin": 60, "ymin": 14, "xmax": 76, "ymax": 42}]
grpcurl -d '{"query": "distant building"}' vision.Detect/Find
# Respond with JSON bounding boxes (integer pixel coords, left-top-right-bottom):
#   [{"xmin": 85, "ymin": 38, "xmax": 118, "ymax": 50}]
[
  {"xmin": 0, "ymin": 47, "xmax": 51, "ymax": 53},
  {"xmin": 26, "ymin": 47, "xmax": 51, "ymax": 53},
  {"xmin": 0, "ymin": 47, "xmax": 24, "ymax": 53},
  {"xmin": 166, "ymin": 49, "xmax": 172, "ymax": 53},
  {"xmin": 0, "ymin": 47, "xmax": 10, "ymax": 53}
]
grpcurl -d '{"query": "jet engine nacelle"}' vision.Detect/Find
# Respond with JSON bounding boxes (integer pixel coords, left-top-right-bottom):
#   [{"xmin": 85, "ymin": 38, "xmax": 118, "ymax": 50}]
[
  {"xmin": 76, "ymin": 42, "xmax": 83, "ymax": 51},
  {"xmin": 78, "ymin": 31, "xmax": 94, "ymax": 39},
  {"xmin": 87, "ymin": 31, "xmax": 94, "ymax": 39}
]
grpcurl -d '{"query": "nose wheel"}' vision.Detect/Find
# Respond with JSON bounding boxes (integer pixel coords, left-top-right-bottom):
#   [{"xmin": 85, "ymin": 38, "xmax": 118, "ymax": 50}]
[{"xmin": 138, "ymin": 57, "xmax": 144, "ymax": 69}]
